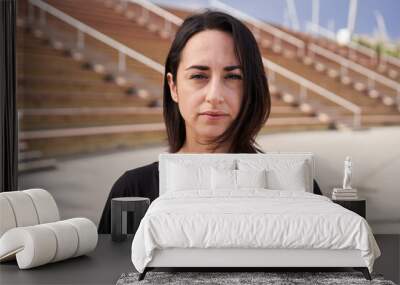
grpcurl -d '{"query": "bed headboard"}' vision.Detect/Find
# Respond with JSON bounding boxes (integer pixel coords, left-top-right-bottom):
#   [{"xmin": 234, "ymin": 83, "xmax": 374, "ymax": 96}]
[{"xmin": 158, "ymin": 152, "xmax": 315, "ymax": 195}]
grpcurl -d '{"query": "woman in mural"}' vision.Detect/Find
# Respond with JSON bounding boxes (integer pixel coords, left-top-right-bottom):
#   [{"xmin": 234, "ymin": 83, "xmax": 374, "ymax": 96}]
[{"xmin": 98, "ymin": 10, "xmax": 322, "ymax": 233}]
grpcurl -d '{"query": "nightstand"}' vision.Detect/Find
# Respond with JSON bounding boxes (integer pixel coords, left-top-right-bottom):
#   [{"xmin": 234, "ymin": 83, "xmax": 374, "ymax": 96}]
[
  {"xmin": 332, "ymin": 199, "xmax": 366, "ymax": 218},
  {"xmin": 111, "ymin": 197, "xmax": 150, "ymax": 242}
]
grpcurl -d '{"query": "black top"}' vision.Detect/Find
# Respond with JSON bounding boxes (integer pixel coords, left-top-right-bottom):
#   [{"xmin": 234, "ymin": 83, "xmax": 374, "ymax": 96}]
[{"xmin": 98, "ymin": 161, "xmax": 323, "ymax": 234}]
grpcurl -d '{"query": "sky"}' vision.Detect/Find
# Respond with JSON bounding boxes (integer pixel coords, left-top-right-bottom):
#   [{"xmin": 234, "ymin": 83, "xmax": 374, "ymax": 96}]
[{"xmin": 151, "ymin": 0, "xmax": 400, "ymax": 42}]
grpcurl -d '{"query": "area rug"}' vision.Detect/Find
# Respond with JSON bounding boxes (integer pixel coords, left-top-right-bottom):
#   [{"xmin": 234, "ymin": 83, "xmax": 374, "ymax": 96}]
[{"xmin": 116, "ymin": 271, "xmax": 396, "ymax": 285}]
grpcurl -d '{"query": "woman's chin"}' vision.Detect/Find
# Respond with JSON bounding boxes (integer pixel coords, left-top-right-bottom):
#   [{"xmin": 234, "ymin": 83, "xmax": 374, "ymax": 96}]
[{"xmin": 196, "ymin": 126, "xmax": 227, "ymax": 138}]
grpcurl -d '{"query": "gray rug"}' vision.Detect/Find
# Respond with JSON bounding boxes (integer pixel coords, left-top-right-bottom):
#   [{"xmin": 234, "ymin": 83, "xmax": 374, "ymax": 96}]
[{"xmin": 116, "ymin": 271, "xmax": 396, "ymax": 285}]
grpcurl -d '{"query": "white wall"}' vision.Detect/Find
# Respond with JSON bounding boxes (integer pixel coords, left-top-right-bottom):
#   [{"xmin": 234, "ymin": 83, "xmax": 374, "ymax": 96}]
[
  {"xmin": 257, "ymin": 126, "xmax": 400, "ymax": 234},
  {"xmin": 19, "ymin": 126, "xmax": 399, "ymax": 234}
]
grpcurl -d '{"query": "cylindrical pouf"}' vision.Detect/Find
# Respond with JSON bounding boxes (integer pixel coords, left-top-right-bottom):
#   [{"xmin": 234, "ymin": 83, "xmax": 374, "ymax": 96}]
[
  {"xmin": 0, "ymin": 196, "xmax": 17, "ymax": 237},
  {"xmin": 63, "ymin": 218, "xmax": 98, "ymax": 257},
  {"xmin": 0, "ymin": 191, "xmax": 39, "ymax": 228},
  {"xmin": 0, "ymin": 189, "xmax": 60, "ymax": 238},
  {"xmin": 0, "ymin": 225, "xmax": 57, "ymax": 269},
  {"xmin": 0, "ymin": 218, "xmax": 98, "ymax": 269},
  {"xmin": 23, "ymin": 189, "xmax": 60, "ymax": 223},
  {"xmin": 42, "ymin": 221, "xmax": 79, "ymax": 262}
]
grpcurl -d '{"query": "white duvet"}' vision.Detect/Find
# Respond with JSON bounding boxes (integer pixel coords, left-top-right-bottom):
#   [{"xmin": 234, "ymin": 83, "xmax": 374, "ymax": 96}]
[{"xmin": 131, "ymin": 189, "xmax": 381, "ymax": 273}]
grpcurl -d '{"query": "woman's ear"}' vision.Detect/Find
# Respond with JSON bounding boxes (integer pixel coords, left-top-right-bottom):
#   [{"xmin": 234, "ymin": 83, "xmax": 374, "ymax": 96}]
[{"xmin": 167, "ymin": 72, "xmax": 178, "ymax": 103}]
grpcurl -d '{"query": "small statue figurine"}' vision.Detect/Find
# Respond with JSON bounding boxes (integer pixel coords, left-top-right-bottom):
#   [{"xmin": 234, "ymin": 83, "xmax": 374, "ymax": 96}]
[{"xmin": 342, "ymin": 156, "xmax": 352, "ymax": 190}]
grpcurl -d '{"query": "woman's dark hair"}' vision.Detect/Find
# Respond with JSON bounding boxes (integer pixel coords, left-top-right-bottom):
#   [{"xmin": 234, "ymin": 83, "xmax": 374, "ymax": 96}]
[{"xmin": 163, "ymin": 9, "xmax": 271, "ymax": 154}]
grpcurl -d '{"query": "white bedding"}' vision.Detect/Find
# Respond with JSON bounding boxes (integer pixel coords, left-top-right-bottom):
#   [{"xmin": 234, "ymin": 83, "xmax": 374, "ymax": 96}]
[{"xmin": 131, "ymin": 189, "xmax": 381, "ymax": 273}]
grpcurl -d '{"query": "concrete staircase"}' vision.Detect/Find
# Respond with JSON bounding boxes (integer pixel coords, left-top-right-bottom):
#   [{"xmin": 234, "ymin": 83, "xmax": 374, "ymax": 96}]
[{"xmin": 18, "ymin": 0, "xmax": 400, "ymax": 169}]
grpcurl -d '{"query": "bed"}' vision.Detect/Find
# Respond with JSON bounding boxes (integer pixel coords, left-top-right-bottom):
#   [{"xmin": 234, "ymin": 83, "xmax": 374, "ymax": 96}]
[{"xmin": 130, "ymin": 152, "xmax": 381, "ymax": 281}]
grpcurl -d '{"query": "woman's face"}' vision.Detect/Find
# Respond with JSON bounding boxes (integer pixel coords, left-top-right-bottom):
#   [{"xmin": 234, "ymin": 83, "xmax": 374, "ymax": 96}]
[{"xmin": 167, "ymin": 29, "xmax": 243, "ymax": 143}]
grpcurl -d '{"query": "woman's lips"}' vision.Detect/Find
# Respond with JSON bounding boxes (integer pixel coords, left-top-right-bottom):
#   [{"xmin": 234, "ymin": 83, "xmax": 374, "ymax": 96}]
[{"xmin": 200, "ymin": 114, "xmax": 228, "ymax": 120}]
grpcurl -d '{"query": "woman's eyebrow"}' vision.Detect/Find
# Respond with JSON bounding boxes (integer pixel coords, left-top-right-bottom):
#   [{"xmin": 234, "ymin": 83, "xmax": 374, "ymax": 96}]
[
  {"xmin": 185, "ymin": 65, "xmax": 209, "ymax": 71},
  {"xmin": 224, "ymin": 65, "xmax": 242, "ymax": 71},
  {"xmin": 185, "ymin": 65, "xmax": 242, "ymax": 71}
]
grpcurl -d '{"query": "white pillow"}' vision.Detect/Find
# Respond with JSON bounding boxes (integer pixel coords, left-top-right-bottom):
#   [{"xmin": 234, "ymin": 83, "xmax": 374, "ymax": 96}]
[
  {"xmin": 211, "ymin": 168, "xmax": 268, "ymax": 190},
  {"xmin": 166, "ymin": 160, "xmax": 235, "ymax": 192},
  {"xmin": 237, "ymin": 159, "xmax": 309, "ymax": 192},
  {"xmin": 211, "ymin": 168, "xmax": 236, "ymax": 190},
  {"xmin": 266, "ymin": 162, "xmax": 307, "ymax": 191},
  {"xmin": 236, "ymin": 169, "xmax": 267, "ymax": 189},
  {"xmin": 167, "ymin": 162, "xmax": 209, "ymax": 191}
]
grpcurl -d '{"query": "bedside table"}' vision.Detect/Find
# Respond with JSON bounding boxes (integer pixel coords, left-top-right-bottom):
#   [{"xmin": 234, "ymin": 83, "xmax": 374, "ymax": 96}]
[
  {"xmin": 332, "ymin": 199, "xmax": 366, "ymax": 218},
  {"xmin": 111, "ymin": 197, "xmax": 150, "ymax": 242}
]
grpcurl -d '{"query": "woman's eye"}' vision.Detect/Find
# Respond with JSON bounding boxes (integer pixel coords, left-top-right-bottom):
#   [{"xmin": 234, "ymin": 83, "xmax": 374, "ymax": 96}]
[
  {"xmin": 226, "ymin": 74, "xmax": 242, "ymax": 80},
  {"xmin": 190, "ymin": 74, "xmax": 207, "ymax": 79}
]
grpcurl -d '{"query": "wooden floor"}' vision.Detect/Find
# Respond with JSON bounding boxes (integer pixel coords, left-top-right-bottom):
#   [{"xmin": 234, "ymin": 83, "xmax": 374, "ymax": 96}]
[
  {"xmin": 374, "ymin": 234, "xmax": 400, "ymax": 283},
  {"xmin": 0, "ymin": 234, "xmax": 397, "ymax": 284}
]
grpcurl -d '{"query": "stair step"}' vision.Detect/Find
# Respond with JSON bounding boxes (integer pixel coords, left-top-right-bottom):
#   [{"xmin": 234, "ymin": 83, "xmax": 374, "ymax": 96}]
[
  {"xmin": 18, "ymin": 150, "xmax": 43, "ymax": 161},
  {"xmin": 19, "ymin": 107, "xmax": 164, "ymax": 130},
  {"xmin": 20, "ymin": 123, "xmax": 166, "ymax": 140},
  {"xmin": 18, "ymin": 91, "xmax": 153, "ymax": 108},
  {"xmin": 18, "ymin": 158, "xmax": 57, "ymax": 173},
  {"xmin": 19, "ymin": 141, "xmax": 28, "ymax": 151}
]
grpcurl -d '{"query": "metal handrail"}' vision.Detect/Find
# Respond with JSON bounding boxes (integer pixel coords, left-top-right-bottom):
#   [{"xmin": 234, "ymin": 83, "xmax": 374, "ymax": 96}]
[
  {"xmin": 307, "ymin": 21, "xmax": 400, "ymax": 69},
  {"xmin": 307, "ymin": 22, "xmax": 335, "ymax": 39},
  {"xmin": 209, "ymin": 0, "xmax": 305, "ymax": 56},
  {"xmin": 309, "ymin": 43, "xmax": 400, "ymax": 95},
  {"xmin": 382, "ymin": 52, "xmax": 400, "ymax": 68},
  {"xmin": 307, "ymin": 22, "xmax": 376, "ymax": 58},
  {"xmin": 29, "ymin": 0, "xmax": 164, "ymax": 74},
  {"xmin": 263, "ymin": 58, "xmax": 362, "ymax": 128},
  {"xmin": 125, "ymin": 0, "xmax": 183, "ymax": 26},
  {"xmin": 349, "ymin": 40, "xmax": 377, "ymax": 59}
]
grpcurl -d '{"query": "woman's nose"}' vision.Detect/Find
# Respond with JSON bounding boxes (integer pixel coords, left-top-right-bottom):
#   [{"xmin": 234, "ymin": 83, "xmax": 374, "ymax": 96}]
[{"xmin": 205, "ymin": 77, "xmax": 224, "ymax": 104}]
